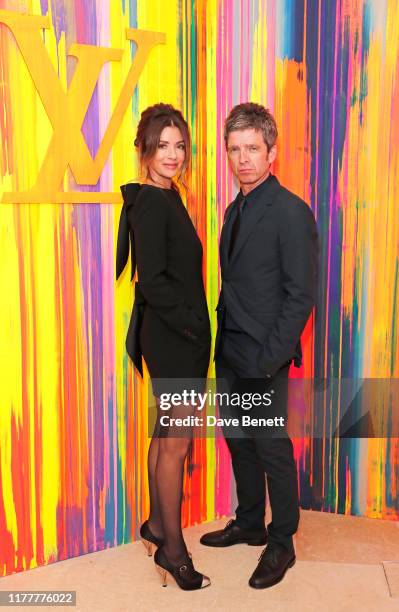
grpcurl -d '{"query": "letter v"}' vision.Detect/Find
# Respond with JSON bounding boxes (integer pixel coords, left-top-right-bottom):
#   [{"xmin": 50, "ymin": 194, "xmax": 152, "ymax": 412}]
[{"xmin": 0, "ymin": 11, "xmax": 165, "ymax": 202}]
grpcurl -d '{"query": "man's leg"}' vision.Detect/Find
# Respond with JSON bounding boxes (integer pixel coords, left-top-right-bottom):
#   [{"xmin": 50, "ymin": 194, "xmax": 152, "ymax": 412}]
[
  {"xmin": 247, "ymin": 364, "xmax": 298, "ymax": 589},
  {"xmin": 200, "ymin": 332, "xmax": 267, "ymax": 547},
  {"xmin": 216, "ymin": 355, "xmax": 266, "ymax": 532},
  {"xmin": 252, "ymin": 364, "xmax": 299, "ymax": 552},
  {"xmin": 258, "ymin": 438, "xmax": 299, "ymax": 552}
]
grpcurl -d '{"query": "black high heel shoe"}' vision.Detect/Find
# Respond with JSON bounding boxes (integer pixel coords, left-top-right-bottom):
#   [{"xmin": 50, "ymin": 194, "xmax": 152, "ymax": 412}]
[
  {"xmin": 140, "ymin": 521, "xmax": 192, "ymax": 560},
  {"xmin": 154, "ymin": 547, "xmax": 211, "ymax": 590},
  {"xmin": 140, "ymin": 521, "xmax": 163, "ymax": 557}
]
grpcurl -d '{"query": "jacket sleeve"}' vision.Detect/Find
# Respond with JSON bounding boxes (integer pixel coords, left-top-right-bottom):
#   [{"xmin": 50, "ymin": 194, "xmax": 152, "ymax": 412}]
[
  {"xmin": 130, "ymin": 189, "xmax": 205, "ymax": 342},
  {"xmin": 258, "ymin": 199, "xmax": 319, "ymax": 377}
]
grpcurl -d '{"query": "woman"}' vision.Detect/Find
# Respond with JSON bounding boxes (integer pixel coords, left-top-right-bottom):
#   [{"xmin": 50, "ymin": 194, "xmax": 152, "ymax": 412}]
[{"xmin": 116, "ymin": 104, "xmax": 211, "ymax": 590}]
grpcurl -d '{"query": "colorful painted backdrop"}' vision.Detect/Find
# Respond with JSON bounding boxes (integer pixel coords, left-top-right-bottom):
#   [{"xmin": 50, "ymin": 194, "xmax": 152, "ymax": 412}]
[{"xmin": 1, "ymin": 0, "xmax": 398, "ymax": 577}]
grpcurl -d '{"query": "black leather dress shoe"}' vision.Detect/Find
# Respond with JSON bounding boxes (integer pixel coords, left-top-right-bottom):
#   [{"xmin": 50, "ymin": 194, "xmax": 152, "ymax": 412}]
[
  {"xmin": 200, "ymin": 519, "xmax": 267, "ymax": 547},
  {"xmin": 249, "ymin": 544, "xmax": 296, "ymax": 589}
]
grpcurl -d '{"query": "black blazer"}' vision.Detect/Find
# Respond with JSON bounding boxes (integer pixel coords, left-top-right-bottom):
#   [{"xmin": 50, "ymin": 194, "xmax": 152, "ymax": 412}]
[
  {"xmin": 216, "ymin": 174, "xmax": 318, "ymax": 377},
  {"xmin": 116, "ymin": 183, "xmax": 210, "ymax": 375}
]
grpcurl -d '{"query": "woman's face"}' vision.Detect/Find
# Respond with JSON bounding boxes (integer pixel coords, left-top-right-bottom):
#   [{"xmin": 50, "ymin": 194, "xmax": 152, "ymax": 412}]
[{"xmin": 148, "ymin": 125, "xmax": 186, "ymax": 184}]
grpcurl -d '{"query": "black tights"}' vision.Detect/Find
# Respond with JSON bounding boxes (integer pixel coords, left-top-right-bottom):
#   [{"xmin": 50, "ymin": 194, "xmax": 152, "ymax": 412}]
[{"xmin": 146, "ymin": 400, "xmax": 195, "ymax": 565}]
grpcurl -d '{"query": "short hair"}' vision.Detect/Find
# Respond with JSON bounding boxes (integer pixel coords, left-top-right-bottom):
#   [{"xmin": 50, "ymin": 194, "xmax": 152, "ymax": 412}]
[
  {"xmin": 134, "ymin": 103, "xmax": 191, "ymax": 186},
  {"xmin": 224, "ymin": 103, "xmax": 278, "ymax": 150}
]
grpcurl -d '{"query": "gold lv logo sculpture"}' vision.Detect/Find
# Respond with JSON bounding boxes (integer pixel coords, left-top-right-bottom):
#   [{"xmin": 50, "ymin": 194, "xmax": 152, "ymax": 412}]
[{"xmin": 0, "ymin": 10, "xmax": 165, "ymax": 203}]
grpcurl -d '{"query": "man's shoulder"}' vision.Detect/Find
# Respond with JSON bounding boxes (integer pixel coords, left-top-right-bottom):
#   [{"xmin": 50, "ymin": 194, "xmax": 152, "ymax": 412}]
[
  {"xmin": 275, "ymin": 184, "xmax": 315, "ymax": 222},
  {"xmin": 276, "ymin": 183, "xmax": 306, "ymax": 207}
]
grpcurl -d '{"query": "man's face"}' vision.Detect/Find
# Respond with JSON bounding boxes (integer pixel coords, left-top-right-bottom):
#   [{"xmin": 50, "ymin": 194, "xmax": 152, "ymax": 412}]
[{"xmin": 226, "ymin": 128, "xmax": 276, "ymax": 190}]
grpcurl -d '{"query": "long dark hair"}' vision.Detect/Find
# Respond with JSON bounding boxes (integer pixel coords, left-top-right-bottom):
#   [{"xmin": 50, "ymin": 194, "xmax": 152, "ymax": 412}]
[{"xmin": 134, "ymin": 103, "xmax": 191, "ymax": 189}]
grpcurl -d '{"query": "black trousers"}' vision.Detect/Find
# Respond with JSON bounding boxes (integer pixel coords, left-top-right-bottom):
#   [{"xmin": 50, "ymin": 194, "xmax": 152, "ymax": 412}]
[{"xmin": 215, "ymin": 328, "xmax": 299, "ymax": 552}]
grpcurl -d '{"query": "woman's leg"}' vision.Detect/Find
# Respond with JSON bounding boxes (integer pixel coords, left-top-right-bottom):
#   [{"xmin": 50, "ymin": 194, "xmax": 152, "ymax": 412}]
[
  {"xmin": 155, "ymin": 401, "xmax": 195, "ymax": 564},
  {"xmin": 146, "ymin": 402, "xmax": 163, "ymax": 539}
]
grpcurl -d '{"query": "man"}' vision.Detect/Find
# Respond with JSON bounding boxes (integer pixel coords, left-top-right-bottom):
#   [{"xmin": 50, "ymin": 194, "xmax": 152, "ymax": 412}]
[{"xmin": 200, "ymin": 103, "xmax": 318, "ymax": 588}]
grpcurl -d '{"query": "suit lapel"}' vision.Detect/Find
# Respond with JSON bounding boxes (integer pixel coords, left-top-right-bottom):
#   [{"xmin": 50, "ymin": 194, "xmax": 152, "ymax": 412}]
[
  {"xmin": 227, "ymin": 175, "xmax": 281, "ymax": 268},
  {"xmin": 220, "ymin": 195, "xmax": 240, "ymax": 271}
]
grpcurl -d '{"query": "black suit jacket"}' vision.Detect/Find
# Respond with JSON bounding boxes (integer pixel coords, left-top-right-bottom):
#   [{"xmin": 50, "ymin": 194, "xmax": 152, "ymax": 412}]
[
  {"xmin": 116, "ymin": 183, "xmax": 210, "ymax": 376},
  {"xmin": 215, "ymin": 174, "xmax": 318, "ymax": 377}
]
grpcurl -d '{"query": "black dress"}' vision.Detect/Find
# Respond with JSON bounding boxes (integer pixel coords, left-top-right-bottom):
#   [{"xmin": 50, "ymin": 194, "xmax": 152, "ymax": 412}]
[{"xmin": 116, "ymin": 183, "xmax": 211, "ymax": 396}]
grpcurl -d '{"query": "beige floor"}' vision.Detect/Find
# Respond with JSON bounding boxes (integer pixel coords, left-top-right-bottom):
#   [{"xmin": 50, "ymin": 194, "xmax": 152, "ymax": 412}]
[{"xmin": 1, "ymin": 510, "xmax": 399, "ymax": 612}]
